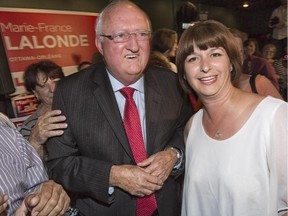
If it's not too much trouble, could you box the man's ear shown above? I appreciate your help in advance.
[95,38,103,55]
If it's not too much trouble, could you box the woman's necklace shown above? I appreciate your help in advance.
[210,122,223,139]
[215,129,222,139]
[202,89,253,140]
[204,106,245,140]
[203,112,225,139]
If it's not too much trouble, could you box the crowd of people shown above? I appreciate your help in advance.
[0,0,286,216]
[241,0,287,100]
[150,28,178,73]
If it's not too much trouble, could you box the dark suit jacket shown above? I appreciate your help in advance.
[47,61,192,216]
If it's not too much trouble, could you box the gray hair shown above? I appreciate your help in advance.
[95,0,151,40]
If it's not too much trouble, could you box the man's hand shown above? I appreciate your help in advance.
[110,165,163,197]
[137,149,177,182]
[0,194,8,214]
[28,110,67,158]
[15,180,70,216]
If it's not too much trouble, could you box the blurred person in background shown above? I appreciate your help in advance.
[243,38,261,57]
[149,50,173,71]
[20,60,67,161]
[261,43,287,100]
[151,28,178,73]
[242,38,280,91]
[230,29,283,100]
[268,0,287,59]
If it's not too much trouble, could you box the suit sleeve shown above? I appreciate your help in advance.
[46,82,114,205]
[166,93,193,176]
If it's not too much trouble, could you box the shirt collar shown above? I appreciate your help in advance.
[106,69,144,93]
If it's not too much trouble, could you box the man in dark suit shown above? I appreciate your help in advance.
[47,1,192,215]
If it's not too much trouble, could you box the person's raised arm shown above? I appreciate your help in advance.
[15,180,70,216]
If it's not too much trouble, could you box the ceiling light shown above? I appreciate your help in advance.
[243,1,249,7]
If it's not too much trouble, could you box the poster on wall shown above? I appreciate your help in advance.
[0,8,98,124]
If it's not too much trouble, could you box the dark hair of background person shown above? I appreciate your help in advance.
[78,61,92,71]
[176,20,242,94]
[176,0,198,35]
[24,60,64,93]
[151,28,178,55]
[229,28,247,44]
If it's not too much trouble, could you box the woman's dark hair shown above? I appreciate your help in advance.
[24,60,64,93]
[176,20,242,94]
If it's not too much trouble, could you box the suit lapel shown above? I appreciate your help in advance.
[91,63,134,161]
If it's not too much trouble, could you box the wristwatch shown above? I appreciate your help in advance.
[169,147,182,168]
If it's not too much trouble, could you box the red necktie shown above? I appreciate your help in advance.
[120,87,157,216]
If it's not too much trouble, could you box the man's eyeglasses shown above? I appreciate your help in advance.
[100,30,151,43]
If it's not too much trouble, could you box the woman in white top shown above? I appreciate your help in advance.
[176,20,287,216]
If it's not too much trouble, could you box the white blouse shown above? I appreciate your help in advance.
[182,97,288,216]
